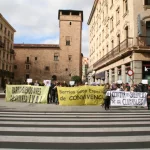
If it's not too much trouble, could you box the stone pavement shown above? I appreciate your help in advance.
[0,98,149,112]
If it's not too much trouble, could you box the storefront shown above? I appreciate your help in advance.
[142,61,150,84]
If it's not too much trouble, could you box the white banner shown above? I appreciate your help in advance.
[110,91,147,107]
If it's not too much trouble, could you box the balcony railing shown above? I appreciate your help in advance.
[93,38,133,70]
[137,36,150,47]
[0,41,5,48]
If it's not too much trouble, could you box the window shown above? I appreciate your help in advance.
[26,65,29,70]
[54,53,59,61]
[0,23,2,30]
[106,24,109,37]
[27,57,29,62]
[3,52,5,58]
[145,0,150,5]
[26,74,30,79]
[45,66,49,71]
[35,57,37,60]
[116,7,120,24]
[8,31,10,37]
[117,34,120,51]
[14,65,17,69]
[106,45,109,54]
[66,40,70,45]
[9,66,11,72]
[69,22,72,25]
[125,26,129,39]
[4,27,7,34]
[111,40,114,49]
[6,65,8,70]
[110,16,114,31]
[123,0,128,14]
[2,63,4,70]
[66,36,71,46]
[11,34,13,40]
[68,55,72,61]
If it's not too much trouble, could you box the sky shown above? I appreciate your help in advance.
[0,0,94,57]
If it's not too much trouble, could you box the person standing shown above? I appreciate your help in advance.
[104,83,111,110]
[147,85,150,110]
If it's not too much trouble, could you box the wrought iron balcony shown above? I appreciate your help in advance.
[93,38,133,70]
[0,41,5,48]
[137,36,150,47]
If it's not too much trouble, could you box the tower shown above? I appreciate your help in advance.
[58,10,83,82]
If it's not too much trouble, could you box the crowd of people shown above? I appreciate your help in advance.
[3,79,150,110]
[103,81,150,110]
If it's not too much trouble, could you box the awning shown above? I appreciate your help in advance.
[95,71,105,79]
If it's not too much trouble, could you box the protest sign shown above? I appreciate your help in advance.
[110,91,147,106]
[6,85,49,104]
[27,78,32,83]
[57,86,104,106]
[69,81,75,86]
[43,80,51,86]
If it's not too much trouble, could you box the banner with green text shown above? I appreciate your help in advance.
[57,86,104,106]
[5,85,49,104]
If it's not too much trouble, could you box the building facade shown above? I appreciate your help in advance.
[0,13,16,89]
[14,10,83,84]
[87,0,150,85]
[82,57,89,82]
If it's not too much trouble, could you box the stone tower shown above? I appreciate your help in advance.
[58,10,83,82]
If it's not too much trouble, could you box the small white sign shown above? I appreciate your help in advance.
[142,79,148,85]
[69,81,75,86]
[27,78,32,83]
[43,80,51,86]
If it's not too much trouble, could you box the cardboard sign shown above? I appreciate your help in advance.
[69,81,75,86]
[43,80,51,86]
[27,78,32,83]
[142,80,148,84]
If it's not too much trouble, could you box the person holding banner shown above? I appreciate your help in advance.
[104,83,111,110]
[147,85,150,110]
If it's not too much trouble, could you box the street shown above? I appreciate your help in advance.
[0,99,150,149]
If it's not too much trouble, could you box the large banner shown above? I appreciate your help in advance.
[57,86,104,106]
[6,85,49,104]
[110,91,147,106]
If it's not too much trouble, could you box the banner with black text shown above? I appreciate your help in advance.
[110,91,147,106]
[5,85,49,104]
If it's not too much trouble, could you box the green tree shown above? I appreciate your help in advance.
[71,75,82,84]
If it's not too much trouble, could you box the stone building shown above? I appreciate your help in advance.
[0,13,16,89]
[87,0,150,85]
[14,10,83,84]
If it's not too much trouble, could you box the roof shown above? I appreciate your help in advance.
[58,9,83,22]
[0,13,16,32]
[87,0,98,25]
[14,44,60,49]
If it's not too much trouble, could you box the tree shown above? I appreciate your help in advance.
[71,75,81,84]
